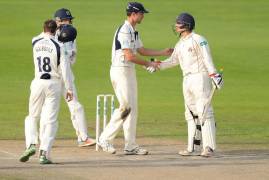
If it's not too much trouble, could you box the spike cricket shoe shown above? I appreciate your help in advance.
[39,150,52,164]
[78,138,96,147]
[124,147,148,155]
[98,140,116,154]
[178,149,200,156]
[200,146,214,157]
[19,144,36,162]
[39,155,53,164]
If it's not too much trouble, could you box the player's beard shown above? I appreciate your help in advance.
[137,16,144,24]
[137,19,142,24]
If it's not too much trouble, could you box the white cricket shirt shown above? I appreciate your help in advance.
[32,33,73,90]
[111,20,143,68]
[160,32,216,76]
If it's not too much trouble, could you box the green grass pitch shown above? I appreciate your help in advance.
[0,0,268,145]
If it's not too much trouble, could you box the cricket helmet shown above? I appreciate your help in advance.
[176,13,195,30]
[54,8,74,21]
[58,24,77,43]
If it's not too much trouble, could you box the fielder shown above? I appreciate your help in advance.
[19,20,74,164]
[98,2,173,155]
[155,13,223,157]
[52,8,96,147]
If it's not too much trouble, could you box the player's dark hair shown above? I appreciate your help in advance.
[127,11,132,16]
[43,19,57,34]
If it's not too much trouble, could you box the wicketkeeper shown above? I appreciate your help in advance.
[52,8,96,147]
[152,13,223,157]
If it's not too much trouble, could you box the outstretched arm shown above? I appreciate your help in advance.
[159,47,180,70]
[137,47,173,56]
[123,49,160,68]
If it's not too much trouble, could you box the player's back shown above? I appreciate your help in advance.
[32,34,62,80]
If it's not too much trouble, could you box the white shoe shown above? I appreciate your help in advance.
[201,146,214,157]
[99,141,116,154]
[124,147,148,155]
[178,150,200,156]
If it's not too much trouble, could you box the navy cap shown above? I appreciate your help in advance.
[126,2,149,13]
[176,13,195,30]
[54,8,74,21]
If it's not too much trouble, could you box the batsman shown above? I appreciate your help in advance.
[155,13,224,157]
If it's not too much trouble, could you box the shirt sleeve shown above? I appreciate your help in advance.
[160,45,180,70]
[60,44,73,91]
[118,28,132,49]
[196,36,216,75]
[60,41,77,65]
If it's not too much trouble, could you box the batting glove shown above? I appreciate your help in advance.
[209,73,224,89]
[146,66,157,73]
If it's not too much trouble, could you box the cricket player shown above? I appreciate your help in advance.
[98,2,173,155]
[156,13,223,157]
[52,8,96,147]
[19,20,74,164]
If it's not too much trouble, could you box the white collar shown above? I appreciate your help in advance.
[43,32,55,39]
[181,32,194,41]
[125,20,135,32]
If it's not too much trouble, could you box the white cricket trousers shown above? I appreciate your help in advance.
[62,82,88,142]
[183,72,216,151]
[100,66,138,151]
[25,79,61,157]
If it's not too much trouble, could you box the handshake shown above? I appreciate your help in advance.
[146,58,161,73]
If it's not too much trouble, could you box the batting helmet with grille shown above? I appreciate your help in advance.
[58,24,77,43]
[176,13,195,31]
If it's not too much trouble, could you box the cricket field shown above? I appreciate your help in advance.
[0,0,268,179]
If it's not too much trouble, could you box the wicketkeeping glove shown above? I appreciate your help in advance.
[209,73,224,89]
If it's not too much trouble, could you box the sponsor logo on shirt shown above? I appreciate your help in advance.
[200,41,208,46]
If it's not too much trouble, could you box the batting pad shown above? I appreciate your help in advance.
[201,118,216,150]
